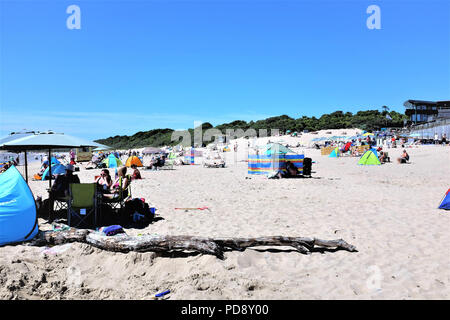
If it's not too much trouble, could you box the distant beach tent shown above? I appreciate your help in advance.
[329,147,340,158]
[264,143,293,155]
[42,163,67,180]
[358,148,381,165]
[438,189,450,210]
[125,155,143,167]
[0,166,38,246]
[102,154,123,168]
[248,143,304,175]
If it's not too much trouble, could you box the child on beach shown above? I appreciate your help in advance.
[131,164,142,180]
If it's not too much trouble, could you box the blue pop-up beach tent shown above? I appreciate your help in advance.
[438,189,450,210]
[42,163,67,180]
[329,147,340,158]
[0,166,38,246]
[43,156,60,165]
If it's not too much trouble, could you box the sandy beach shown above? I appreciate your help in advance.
[0,143,449,300]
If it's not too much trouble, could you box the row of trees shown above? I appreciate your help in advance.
[95,109,408,148]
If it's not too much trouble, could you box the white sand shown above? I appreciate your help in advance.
[0,143,449,300]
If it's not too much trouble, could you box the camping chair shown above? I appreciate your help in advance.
[67,183,99,228]
[54,195,69,212]
[161,154,175,170]
[104,176,132,211]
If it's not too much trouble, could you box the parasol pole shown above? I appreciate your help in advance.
[48,148,52,189]
[24,150,28,183]
[48,148,53,222]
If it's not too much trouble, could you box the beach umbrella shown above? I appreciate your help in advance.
[142,147,164,154]
[264,143,294,155]
[0,131,102,186]
[0,131,101,220]
[363,132,374,136]
[92,143,112,151]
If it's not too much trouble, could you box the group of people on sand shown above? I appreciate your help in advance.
[376,147,410,164]
[0,156,20,174]
[48,165,136,203]
[94,166,132,200]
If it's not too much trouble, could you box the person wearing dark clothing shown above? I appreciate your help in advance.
[50,164,80,198]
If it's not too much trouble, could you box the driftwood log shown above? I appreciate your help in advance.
[32,227,357,259]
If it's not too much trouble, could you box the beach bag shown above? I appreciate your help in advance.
[303,157,312,176]
[122,198,154,224]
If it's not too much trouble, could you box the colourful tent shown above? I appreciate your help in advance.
[42,163,67,180]
[248,154,304,175]
[358,148,381,165]
[125,156,143,167]
[329,147,340,158]
[438,189,450,210]
[0,166,39,246]
[102,154,123,168]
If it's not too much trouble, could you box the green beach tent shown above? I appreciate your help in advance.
[358,148,381,165]
[102,154,123,168]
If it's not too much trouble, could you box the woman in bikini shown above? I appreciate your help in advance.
[103,166,130,199]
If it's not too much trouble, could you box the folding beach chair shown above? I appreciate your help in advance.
[67,183,99,228]
[104,176,132,211]
[54,195,69,212]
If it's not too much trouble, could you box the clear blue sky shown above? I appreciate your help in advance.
[1,0,449,140]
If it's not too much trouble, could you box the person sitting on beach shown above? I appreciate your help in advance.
[96,169,113,192]
[378,150,387,163]
[272,161,299,179]
[130,164,142,180]
[397,149,410,164]
[37,162,48,177]
[285,161,299,177]
[103,166,131,200]
[50,164,80,199]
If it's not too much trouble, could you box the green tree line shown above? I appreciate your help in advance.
[95,109,407,149]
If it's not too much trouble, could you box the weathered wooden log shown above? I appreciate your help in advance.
[32,227,357,259]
